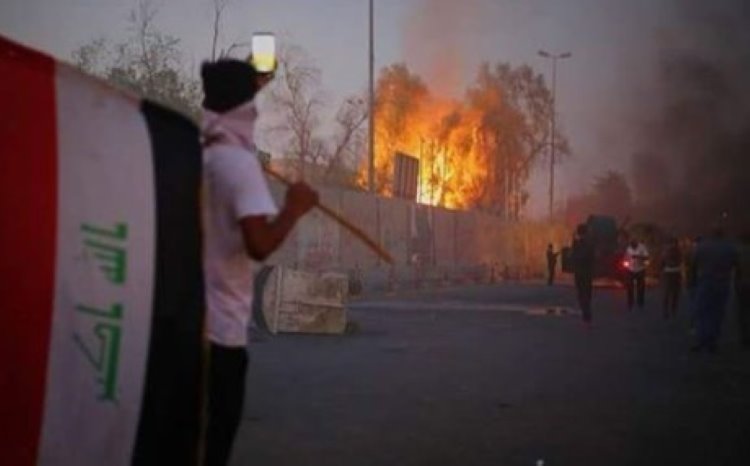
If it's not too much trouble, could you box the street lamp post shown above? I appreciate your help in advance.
[538,50,571,219]
[368,0,375,193]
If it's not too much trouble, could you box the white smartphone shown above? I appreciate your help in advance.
[251,32,276,73]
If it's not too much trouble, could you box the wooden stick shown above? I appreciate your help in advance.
[263,166,394,265]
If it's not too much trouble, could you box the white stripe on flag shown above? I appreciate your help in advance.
[39,64,156,466]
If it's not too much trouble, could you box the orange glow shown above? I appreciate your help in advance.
[362,94,491,210]
[358,63,541,217]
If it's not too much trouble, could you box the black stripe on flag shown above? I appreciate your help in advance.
[132,101,205,466]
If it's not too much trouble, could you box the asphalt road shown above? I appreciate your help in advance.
[231,282,750,466]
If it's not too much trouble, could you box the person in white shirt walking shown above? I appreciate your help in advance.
[200,58,319,466]
[624,238,650,310]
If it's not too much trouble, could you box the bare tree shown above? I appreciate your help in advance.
[265,44,325,178]
[71,38,110,75]
[210,0,229,60]
[72,0,201,117]
[207,0,251,60]
[324,96,368,185]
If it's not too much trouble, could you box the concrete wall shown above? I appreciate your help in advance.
[264,182,570,292]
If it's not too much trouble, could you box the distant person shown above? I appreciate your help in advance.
[571,224,596,324]
[691,226,738,353]
[735,232,750,349]
[661,237,683,319]
[546,243,559,286]
[686,236,703,334]
[624,238,650,310]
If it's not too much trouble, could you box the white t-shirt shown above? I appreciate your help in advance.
[203,144,278,347]
[625,243,649,273]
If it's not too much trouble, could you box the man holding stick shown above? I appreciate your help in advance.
[200,57,318,466]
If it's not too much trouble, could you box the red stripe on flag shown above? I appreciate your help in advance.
[0,35,57,465]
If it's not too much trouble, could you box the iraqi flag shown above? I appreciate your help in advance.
[0,36,205,465]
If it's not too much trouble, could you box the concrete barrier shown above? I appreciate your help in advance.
[258,266,348,334]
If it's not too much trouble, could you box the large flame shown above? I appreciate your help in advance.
[397,104,488,209]
[360,63,548,217]
[363,68,490,209]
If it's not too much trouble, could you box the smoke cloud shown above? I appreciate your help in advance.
[401,0,483,97]
[633,0,750,234]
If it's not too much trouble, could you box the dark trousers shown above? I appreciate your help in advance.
[737,285,750,347]
[626,270,646,309]
[205,343,249,466]
[547,264,556,286]
[575,272,593,322]
[662,272,681,317]
[695,281,731,350]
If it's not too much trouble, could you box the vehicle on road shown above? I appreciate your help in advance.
[561,215,629,282]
